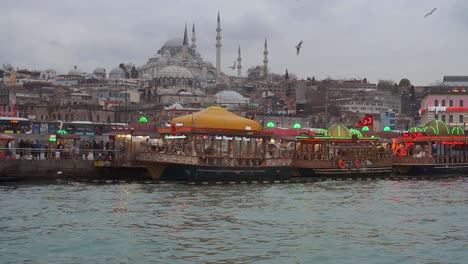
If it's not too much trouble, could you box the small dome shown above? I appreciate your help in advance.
[328,123,351,138]
[424,120,450,136]
[215,91,249,105]
[349,128,363,138]
[161,38,183,48]
[68,66,83,75]
[158,88,174,95]
[142,73,152,80]
[452,127,465,136]
[164,103,183,110]
[156,65,194,79]
[110,67,125,74]
[93,67,106,74]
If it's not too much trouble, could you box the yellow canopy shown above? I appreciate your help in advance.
[171,106,261,131]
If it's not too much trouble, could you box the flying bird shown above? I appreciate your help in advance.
[424,8,437,17]
[229,60,236,70]
[296,41,303,55]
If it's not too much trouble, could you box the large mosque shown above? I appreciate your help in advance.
[137,13,247,84]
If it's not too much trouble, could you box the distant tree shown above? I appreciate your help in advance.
[130,66,138,78]
[246,65,262,80]
[363,78,367,83]
[288,73,297,80]
[2,64,13,71]
[269,72,283,81]
[377,79,395,91]
[285,69,289,80]
[393,83,399,94]
[398,78,411,87]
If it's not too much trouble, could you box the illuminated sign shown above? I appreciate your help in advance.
[427,106,446,112]
[164,135,187,139]
[165,122,184,127]
[10,120,19,124]
[441,140,463,145]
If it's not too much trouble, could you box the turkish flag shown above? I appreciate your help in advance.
[358,115,373,126]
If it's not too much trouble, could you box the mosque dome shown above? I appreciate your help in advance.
[156,65,194,79]
[158,88,174,95]
[215,91,249,105]
[93,67,106,74]
[68,66,83,76]
[110,67,125,75]
[161,38,183,49]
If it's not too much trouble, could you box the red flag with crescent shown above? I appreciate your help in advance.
[358,115,373,127]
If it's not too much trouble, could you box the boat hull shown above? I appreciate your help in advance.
[294,159,393,178]
[160,164,292,182]
[393,163,468,176]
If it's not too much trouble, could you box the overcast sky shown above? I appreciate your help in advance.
[1,0,467,85]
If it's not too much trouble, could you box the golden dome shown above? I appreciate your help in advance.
[171,106,261,131]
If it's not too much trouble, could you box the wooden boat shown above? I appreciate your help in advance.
[393,120,468,176]
[137,106,293,182]
[293,124,393,178]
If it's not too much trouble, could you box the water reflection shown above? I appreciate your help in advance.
[0,179,467,263]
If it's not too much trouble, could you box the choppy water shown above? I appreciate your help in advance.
[1,179,468,264]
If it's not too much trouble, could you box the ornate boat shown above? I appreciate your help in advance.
[293,124,393,178]
[392,120,468,176]
[137,106,293,182]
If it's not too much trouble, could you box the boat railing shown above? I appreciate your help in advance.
[293,150,393,162]
[394,154,468,164]
[138,146,293,167]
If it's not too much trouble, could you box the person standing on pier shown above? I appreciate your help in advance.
[5,140,12,158]
[18,139,25,159]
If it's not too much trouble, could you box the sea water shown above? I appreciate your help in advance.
[1,179,467,263]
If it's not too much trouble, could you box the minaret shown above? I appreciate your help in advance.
[191,23,196,53]
[237,46,242,77]
[216,12,222,79]
[183,24,189,62]
[263,38,269,80]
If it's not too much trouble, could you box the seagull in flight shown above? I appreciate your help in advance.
[229,60,236,70]
[424,8,437,17]
[296,40,303,55]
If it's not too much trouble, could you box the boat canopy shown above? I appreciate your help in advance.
[169,106,261,132]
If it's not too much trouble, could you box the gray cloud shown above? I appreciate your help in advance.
[1,0,467,85]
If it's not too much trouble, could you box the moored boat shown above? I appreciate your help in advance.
[392,120,468,176]
[137,106,293,182]
[293,124,393,178]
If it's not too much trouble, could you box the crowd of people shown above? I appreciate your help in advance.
[4,139,116,161]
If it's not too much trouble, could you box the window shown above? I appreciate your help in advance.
[449,100,453,107]
[460,115,464,123]
[442,100,446,106]
[441,115,446,122]
[434,100,439,106]
[449,115,453,123]
[460,100,464,107]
